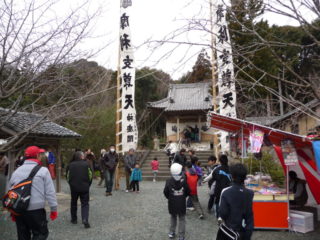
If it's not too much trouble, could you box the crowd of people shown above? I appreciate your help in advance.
[163,148,255,240]
[3,144,262,240]
[3,144,146,239]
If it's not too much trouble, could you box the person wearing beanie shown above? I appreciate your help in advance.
[163,163,190,240]
[9,145,58,239]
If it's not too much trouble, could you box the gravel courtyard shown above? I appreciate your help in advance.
[1,179,319,240]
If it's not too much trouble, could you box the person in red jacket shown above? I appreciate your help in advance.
[150,157,159,182]
[185,161,204,219]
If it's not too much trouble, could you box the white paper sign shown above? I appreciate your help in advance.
[213,1,237,152]
[120,3,138,152]
[281,139,298,166]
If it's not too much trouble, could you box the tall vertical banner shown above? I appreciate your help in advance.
[213,1,237,152]
[312,140,320,174]
[120,0,138,152]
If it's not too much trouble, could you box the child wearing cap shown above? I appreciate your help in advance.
[163,163,190,240]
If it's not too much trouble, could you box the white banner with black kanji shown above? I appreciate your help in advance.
[213,1,237,152]
[120,0,138,152]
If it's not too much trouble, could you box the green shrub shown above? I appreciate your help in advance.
[242,152,285,187]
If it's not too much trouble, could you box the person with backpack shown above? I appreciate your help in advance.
[210,154,231,218]
[8,146,58,240]
[164,163,190,240]
[216,163,254,240]
[102,145,119,196]
[66,151,93,228]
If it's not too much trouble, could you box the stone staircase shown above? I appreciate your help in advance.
[141,150,215,181]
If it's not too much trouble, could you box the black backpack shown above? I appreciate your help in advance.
[2,165,41,215]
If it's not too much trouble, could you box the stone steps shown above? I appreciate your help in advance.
[142,150,215,181]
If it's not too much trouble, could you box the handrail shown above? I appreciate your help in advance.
[138,150,151,168]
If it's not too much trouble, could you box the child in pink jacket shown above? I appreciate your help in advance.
[151,157,159,182]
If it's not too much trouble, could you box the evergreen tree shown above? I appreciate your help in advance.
[187,49,212,83]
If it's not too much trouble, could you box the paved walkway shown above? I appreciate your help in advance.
[1,179,319,240]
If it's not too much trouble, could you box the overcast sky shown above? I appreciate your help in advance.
[62,0,315,80]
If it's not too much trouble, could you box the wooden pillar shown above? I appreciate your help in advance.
[56,142,61,193]
[198,115,202,142]
[177,116,180,142]
[7,150,16,192]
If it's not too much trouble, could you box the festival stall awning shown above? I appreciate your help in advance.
[209,112,312,148]
[209,112,320,204]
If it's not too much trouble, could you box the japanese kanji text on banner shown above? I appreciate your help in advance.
[213,1,237,152]
[120,0,138,152]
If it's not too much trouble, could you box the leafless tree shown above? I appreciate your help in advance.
[142,0,320,122]
[0,0,113,151]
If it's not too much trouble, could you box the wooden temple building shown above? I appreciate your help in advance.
[148,82,216,150]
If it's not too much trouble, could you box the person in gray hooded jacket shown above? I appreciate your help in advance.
[124,148,137,192]
[9,146,58,240]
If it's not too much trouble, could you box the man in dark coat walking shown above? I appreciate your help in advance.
[217,163,254,240]
[66,151,93,228]
[102,145,119,196]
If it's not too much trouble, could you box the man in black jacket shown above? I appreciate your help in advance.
[173,149,187,168]
[164,163,190,240]
[102,145,119,196]
[66,151,93,228]
[211,154,231,217]
[217,163,254,240]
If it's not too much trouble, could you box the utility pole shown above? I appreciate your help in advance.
[210,0,220,157]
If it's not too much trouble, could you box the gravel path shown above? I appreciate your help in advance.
[1,179,319,240]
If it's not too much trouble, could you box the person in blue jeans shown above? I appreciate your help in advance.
[130,163,142,192]
[102,145,119,196]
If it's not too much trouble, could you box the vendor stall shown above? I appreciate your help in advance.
[208,112,320,230]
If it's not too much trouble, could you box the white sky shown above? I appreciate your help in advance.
[57,0,316,80]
